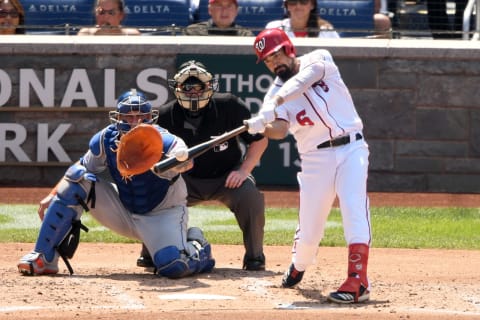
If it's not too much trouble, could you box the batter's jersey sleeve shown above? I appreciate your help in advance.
[268,50,364,154]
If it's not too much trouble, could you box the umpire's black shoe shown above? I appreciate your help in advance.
[136,255,155,268]
[282,263,304,288]
[243,253,266,271]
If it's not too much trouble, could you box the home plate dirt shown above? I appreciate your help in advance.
[1,189,480,319]
[1,243,479,320]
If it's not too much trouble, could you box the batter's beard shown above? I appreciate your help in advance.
[275,65,295,82]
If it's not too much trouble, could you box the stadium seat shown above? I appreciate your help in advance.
[317,0,375,37]
[122,0,192,32]
[195,0,285,35]
[21,0,94,34]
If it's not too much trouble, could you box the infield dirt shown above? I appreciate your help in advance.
[1,189,479,320]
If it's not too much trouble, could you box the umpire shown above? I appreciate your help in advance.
[137,60,268,270]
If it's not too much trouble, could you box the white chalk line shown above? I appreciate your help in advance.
[159,293,235,300]
[0,306,44,312]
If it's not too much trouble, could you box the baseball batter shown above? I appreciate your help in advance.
[246,29,372,304]
[17,89,215,279]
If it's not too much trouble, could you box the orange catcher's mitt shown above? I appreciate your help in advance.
[116,124,163,179]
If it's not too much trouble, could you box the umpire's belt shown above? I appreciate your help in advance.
[317,133,363,149]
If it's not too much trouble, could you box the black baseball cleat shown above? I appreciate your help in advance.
[282,263,304,288]
[327,284,370,304]
[136,255,155,268]
[243,254,266,271]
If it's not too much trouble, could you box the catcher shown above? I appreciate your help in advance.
[17,89,215,278]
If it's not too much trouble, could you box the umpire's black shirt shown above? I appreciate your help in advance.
[157,93,264,179]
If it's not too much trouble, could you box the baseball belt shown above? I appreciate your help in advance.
[317,133,363,149]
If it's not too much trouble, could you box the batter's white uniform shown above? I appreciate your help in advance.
[265,49,372,271]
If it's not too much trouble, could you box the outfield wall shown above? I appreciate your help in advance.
[1,36,480,193]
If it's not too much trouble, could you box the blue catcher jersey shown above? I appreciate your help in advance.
[90,124,178,214]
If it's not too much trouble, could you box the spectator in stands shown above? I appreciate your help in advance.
[0,0,24,35]
[426,0,468,39]
[265,0,391,39]
[77,0,140,36]
[265,0,340,39]
[184,0,254,36]
[373,0,392,38]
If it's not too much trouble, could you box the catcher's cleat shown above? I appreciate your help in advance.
[136,255,155,268]
[281,263,304,288]
[243,254,266,271]
[17,252,59,276]
[327,284,370,304]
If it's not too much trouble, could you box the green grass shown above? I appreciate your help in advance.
[0,204,479,249]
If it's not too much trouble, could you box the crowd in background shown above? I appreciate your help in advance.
[0,0,24,34]
[0,0,477,39]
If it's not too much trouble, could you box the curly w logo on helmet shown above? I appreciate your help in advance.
[255,37,266,52]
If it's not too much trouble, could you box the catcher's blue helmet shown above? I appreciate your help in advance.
[109,89,159,132]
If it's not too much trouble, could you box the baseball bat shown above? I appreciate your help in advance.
[152,124,248,174]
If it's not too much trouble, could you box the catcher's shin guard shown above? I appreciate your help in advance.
[154,246,191,278]
[186,227,215,273]
[35,200,79,263]
[328,243,370,304]
[188,241,215,274]
[154,242,215,278]
[35,164,94,268]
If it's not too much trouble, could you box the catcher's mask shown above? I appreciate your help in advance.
[109,89,159,133]
[254,28,296,63]
[168,60,218,112]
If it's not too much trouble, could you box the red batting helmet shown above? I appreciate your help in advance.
[253,28,296,63]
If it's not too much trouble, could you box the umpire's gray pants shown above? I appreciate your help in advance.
[183,172,265,259]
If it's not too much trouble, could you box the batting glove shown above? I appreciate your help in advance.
[259,101,277,123]
[173,147,189,162]
[244,115,267,134]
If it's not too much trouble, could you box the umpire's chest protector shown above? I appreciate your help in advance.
[101,126,172,214]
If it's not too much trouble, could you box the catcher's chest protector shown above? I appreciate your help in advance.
[102,126,171,214]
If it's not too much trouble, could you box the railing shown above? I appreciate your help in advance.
[463,0,480,40]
